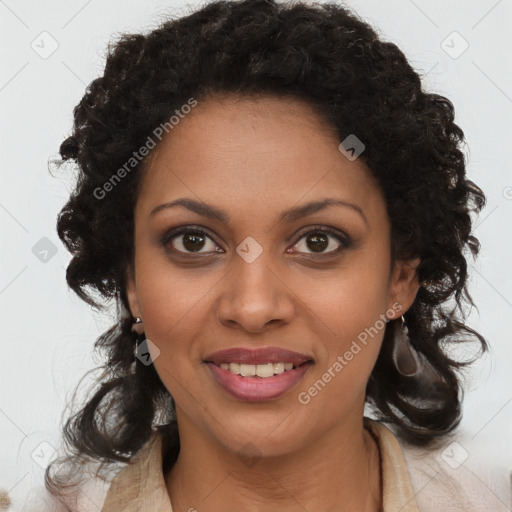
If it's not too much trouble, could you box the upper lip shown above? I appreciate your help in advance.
[203,346,314,366]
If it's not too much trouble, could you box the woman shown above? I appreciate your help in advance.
[44,0,498,510]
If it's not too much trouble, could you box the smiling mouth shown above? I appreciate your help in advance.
[207,361,312,379]
[204,358,314,402]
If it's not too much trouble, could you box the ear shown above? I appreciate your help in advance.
[125,263,142,319]
[387,257,421,319]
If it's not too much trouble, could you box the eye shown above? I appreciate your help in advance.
[289,226,350,257]
[161,226,223,255]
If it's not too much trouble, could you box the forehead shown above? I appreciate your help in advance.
[136,94,385,224]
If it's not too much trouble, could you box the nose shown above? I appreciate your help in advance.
[215,255,296,334]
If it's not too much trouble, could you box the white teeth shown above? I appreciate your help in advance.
[274,362,285,375]
[256,363,274,378]
[218,362,297,378]
[240,364,256,377]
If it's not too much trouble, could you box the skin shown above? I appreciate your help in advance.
[126,94,420,512]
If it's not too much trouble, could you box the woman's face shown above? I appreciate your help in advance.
[126,94,419,458]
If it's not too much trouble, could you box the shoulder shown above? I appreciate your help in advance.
[101,430,167,511]
[26,433,161,512]
[386,423,511,512]
[21,462,121,512]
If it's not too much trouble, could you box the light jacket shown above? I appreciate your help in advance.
[30,420,511,511]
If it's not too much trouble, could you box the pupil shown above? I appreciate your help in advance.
[307,233,328,252]
[183,233,205,252]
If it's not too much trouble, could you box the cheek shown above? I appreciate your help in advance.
[134,259,218,384]
[298,245,390,341]
[296,291,388,416]
[137,273,210,409]
[295,245,391,392]
[137,257,211,336]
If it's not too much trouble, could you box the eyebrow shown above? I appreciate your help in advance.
[150,197,368,225]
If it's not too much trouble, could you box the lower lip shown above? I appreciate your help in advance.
[205,362,313,402]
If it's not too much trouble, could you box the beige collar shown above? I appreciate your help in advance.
[365,420,419,511]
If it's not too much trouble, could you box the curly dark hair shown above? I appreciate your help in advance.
[45,0,487,503]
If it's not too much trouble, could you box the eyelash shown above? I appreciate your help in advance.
[160,224,351,259]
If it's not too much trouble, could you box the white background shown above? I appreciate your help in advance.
[1,0,511,510]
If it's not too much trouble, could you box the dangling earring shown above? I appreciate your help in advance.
[392,316,421,377]
[132,317,144,359]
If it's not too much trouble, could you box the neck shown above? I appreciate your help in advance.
[165,410,382,512]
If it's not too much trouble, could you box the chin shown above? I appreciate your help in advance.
[211,415,309,459]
